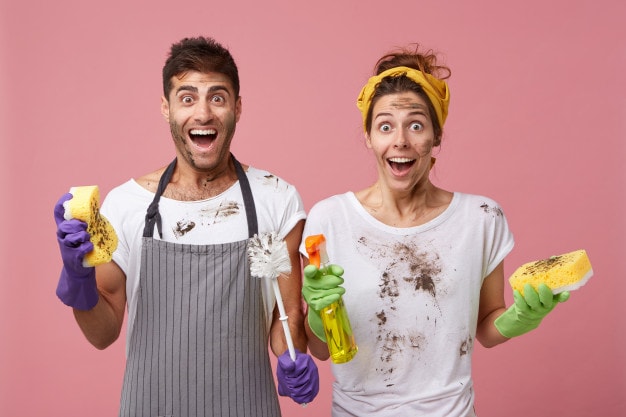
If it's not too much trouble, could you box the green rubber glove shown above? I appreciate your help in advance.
[495,283,570,338]
[302,264,345,342]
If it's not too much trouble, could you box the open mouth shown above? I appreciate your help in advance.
[387,157,416,174]
[189,129,217,147]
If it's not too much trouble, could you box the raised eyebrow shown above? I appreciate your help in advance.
[408,110,428,118]
[373,112,393,120]
[405,103,429,117]
[175,85,198,95]
[175,85,231,95]
[207,85,230,94]
[373,112,425,124]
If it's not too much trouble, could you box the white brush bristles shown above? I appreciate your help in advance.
[248,232,292,279]
[248,232,297,362]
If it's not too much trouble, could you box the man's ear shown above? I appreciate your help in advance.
[160,96,170,122]
[235,96,242,123]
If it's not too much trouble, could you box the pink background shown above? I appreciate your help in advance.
[1,0,625,415]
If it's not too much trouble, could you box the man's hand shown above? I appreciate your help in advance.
[276,349,319,404]
[54,193,99,310]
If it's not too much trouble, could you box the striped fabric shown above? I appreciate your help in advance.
[119,238,280,417]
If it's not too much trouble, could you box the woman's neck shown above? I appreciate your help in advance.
[355,181,452,227]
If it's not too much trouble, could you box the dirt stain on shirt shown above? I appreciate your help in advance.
[200,200,240,225]
[261,174,291,191]
[173,219,196,238]
[459,335,473,356]
[480,202,503,217]
[360,238,442,302]
[357,235,444,378]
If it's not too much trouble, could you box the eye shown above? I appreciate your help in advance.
[410,122,424,131]
[181,95,194,104]
[211,95,225,104]
[379,123,392,133]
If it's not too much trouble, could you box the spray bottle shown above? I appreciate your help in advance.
[305,234,358,364]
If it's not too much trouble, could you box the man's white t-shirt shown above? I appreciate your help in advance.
[101,166,306,353]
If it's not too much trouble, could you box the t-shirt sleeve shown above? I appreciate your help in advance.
[484,201,515,277]
[247,167,306,241]
[299,197,336,259]
[99,181,146,275]
[277,184,306,240]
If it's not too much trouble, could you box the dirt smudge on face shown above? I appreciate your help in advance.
[389,96,425,111]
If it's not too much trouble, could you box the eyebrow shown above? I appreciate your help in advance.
[175,85,231,95]
[374,108,428,120]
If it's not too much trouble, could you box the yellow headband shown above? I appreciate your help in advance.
[356,66,450,132]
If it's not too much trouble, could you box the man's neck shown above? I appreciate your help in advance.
[163,157,239,201]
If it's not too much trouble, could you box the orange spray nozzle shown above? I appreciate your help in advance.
[304,234,328,268]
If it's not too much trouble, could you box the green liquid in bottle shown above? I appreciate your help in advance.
[321,297,358,364]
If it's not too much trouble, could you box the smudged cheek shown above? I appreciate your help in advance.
[396,139,433,160]
[417,141,433,155]
[221,112,237,140]
[169,120,187,145]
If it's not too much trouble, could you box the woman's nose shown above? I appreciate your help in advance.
[393,130,409,148]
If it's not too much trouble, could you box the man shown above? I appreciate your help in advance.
[54,36,318,417]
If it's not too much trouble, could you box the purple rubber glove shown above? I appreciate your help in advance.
[276,349,319,404]
[54,193,99,310]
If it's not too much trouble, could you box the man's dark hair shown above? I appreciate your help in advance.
[162,37,240,99]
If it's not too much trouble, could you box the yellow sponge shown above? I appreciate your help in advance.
[509,249,593,295]
[63,186,118,267]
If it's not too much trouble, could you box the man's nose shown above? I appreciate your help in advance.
[194,101,213,122]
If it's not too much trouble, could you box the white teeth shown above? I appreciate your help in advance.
[190,129,216,135]
[388,157,415,163]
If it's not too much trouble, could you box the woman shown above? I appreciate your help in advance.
[300,45,568,416]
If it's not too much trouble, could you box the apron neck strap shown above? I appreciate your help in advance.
[143,158,176,238]
[234,156,258,238]
[142,155,258,239]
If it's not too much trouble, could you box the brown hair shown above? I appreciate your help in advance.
[162,37,240,100]
[366,44,451,144]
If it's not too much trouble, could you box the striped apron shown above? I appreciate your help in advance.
[119,155,281,417]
